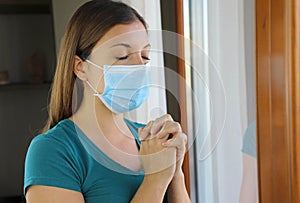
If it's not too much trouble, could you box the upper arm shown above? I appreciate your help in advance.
[239,154,258,203]
[24,137,83,196]
[26,185,84,203]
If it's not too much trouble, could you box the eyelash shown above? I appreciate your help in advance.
[116,56,151,61]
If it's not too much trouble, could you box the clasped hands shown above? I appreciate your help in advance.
[138,114,187,182]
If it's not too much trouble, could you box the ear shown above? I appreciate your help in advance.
[73,55,88,81]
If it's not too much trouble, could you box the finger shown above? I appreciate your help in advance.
[162,133,187,156]
[139,121,153,141]
[157,121,182,139]
[162,133,187,148]
[138,127,143,135]
[150,114,174,135]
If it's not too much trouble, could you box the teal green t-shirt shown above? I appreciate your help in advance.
[24,118,146,202]
[241,121,257,158]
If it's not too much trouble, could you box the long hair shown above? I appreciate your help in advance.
[42,0,147,133]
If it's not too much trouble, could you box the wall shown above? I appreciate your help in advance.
[0,14,55,83]
[0,0,55,197]
[0,0,88,197]
[0,85,50,196]
[0,0,50,4]
[52,0,89,55]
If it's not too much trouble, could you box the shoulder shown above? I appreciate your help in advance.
[26,119,85,165]
[36,119,78,141]
[24,119,85,194]
[26,120,79,158]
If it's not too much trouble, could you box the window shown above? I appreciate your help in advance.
[183,0,257,202]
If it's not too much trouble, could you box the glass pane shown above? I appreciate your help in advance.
[184,0,258,202]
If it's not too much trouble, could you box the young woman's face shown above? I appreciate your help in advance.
[85,21,150,94]
[88,20,150,66]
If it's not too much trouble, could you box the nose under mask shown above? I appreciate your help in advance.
[85,60,151,114]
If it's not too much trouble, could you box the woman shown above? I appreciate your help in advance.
[24,1,190,202]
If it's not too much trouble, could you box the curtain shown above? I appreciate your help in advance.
[186,0,255,202]
[121,0,167,123]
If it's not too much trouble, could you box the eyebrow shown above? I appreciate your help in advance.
[110,43,151,49]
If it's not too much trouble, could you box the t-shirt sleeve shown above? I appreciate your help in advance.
[241,121,257,158]
[24,135,82,195]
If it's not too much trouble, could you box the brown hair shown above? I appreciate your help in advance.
[42,0,147,132]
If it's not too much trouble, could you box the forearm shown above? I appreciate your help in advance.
[131,174,170,203]
[167,171,191,203]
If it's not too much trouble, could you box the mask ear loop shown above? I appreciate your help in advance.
[85,59,104,70]
[86,80,99,95]
[85,59,105,95]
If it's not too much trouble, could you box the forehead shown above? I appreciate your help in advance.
[93,21,149,51]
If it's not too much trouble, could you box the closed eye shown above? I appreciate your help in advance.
[116,56,129,60]
[116,56,150,61]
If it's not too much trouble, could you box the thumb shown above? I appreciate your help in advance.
[139,121,153,141]
[138,127,144,135]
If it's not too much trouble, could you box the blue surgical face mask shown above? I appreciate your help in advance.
[85,60,151,114]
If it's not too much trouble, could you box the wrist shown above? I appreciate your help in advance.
[144,173,172,188]
[170,170,185,186]
[141,174,170,199]
[173,170,184,180]
[131,173,171,203]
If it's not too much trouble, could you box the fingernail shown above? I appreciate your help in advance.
[157,129,164,138]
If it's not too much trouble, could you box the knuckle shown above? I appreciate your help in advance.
[164,120,173,129]
[147,120,154,128]
[164,120,172,128]
[174,122,181,130]
[161,121,168,130]
[150,122,159,132]
[165,114,173,121]
[177,133,186,142]
[182,134,188,143]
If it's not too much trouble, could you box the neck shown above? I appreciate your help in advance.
[94,96,125,131]
[70,84,129,138]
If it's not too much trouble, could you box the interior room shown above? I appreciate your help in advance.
[0,0,299,203]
